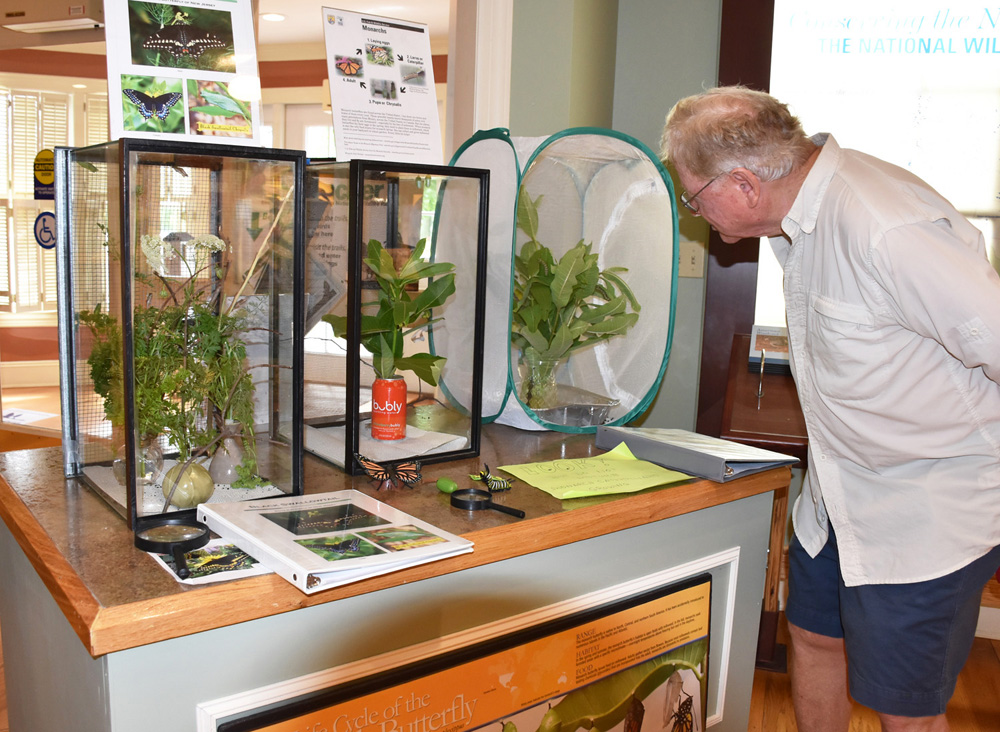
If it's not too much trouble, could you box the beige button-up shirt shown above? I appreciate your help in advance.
[770,134,1000,586]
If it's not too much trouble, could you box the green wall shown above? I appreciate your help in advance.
[509,0,723,430]
[509,0,619,134]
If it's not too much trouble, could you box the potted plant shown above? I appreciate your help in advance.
[80,230,269,507]
[511,188,641,410]
[323,238,456,440]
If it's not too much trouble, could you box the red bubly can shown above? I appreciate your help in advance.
[371,376,406,440]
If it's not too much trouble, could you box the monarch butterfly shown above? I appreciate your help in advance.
[668,689,693,732]
[143,25,227,59]
[368,45,392,64]
[336,57,361,76]
[123,89,182,120]
[354,453,422,490]
[471,465,514,492]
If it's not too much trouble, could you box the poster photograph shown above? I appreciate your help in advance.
[105,0,261,144]
[210,574,712,732]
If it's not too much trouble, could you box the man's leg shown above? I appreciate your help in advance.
[877,712,949,732]
[788,621,852,732]
[841,543,1000,728]
[785,531,852,732]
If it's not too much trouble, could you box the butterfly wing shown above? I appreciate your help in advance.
[150,92,182,120]
[123,90,181,121]
[390,461,422,487]
[144,26,226,59]
[336,58,361,75]
[123,89,155,119]
[354,453,392,484]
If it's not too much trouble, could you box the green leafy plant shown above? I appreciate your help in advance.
[323,238,456,386]
[80,233,265,487]
[512,188,640,361]
[187,79,251,125]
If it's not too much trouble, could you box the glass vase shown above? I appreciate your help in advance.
[518,351,564,410]
[209,422,245,485]
[113,434,164,486]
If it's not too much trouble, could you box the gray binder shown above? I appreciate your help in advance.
[595,426,798,482]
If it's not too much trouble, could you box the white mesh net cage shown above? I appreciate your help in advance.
[446,128,677,433]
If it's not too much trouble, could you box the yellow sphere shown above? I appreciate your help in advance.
[162,462,215,508]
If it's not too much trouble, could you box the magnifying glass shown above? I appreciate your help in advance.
[134,516,211,579]
[450,488,526,518]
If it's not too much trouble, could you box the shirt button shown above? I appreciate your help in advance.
[969,328,980,336]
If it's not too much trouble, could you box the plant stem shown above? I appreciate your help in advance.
[227,185,295,315]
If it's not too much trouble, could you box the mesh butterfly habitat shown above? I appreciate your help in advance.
[55,138,306,531]
[301,159,489,475]
[448,128,678,433]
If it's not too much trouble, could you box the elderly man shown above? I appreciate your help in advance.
[660,86,1000,732]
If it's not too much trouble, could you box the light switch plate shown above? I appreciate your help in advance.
[679,240,705,278]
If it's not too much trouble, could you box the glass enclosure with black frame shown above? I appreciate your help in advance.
[303,159,488,476]
[56,139,305,532]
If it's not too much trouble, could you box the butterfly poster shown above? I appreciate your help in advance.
[104,0,261,145]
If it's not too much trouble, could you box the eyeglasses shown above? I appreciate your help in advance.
[680,171,727,214]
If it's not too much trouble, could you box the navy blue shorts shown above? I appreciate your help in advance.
[786,528,1000,717]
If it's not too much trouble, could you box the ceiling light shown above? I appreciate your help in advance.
[72,83,87,89]
[260,13,285,22]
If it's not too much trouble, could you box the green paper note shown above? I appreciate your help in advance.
[499,442,691,499]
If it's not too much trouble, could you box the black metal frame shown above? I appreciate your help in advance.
[57,138,306,531]
[303,158,489,475]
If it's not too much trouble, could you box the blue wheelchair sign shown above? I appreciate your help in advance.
[34,212,56,250]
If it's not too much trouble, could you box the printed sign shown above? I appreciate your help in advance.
[104,0,262,145]
[33,149,54,200]
[34,212,56,250]
[322,7,443,163]
[213,575,711,732]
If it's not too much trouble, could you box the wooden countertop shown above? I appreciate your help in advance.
[0,424,790,658]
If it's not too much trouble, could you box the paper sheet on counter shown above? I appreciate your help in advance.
[499,443,691,500]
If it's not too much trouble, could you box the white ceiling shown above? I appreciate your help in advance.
[256,1,450,47]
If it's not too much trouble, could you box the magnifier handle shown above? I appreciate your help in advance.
[172,545,191,580]
[490,504,525,519]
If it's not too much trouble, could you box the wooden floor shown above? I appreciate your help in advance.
[748,616,1000,731]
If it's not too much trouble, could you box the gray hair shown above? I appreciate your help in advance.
[660,86,814,182]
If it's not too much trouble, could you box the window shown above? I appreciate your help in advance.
[0,89,69,313]
[757,0,1000,325]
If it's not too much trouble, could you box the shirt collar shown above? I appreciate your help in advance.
[783,132,839,238]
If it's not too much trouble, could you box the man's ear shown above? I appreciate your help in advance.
[730,168,761,208]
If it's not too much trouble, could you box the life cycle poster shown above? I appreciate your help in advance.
[104,0,261,145]
[322,7,443,163]
[213,575,711,732]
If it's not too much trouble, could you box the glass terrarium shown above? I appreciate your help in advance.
[55,139,305,530]
[303,159,488,475]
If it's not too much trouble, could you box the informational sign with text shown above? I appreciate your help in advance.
[322,7,443,163]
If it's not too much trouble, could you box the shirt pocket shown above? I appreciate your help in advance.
[809,294,886,402]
